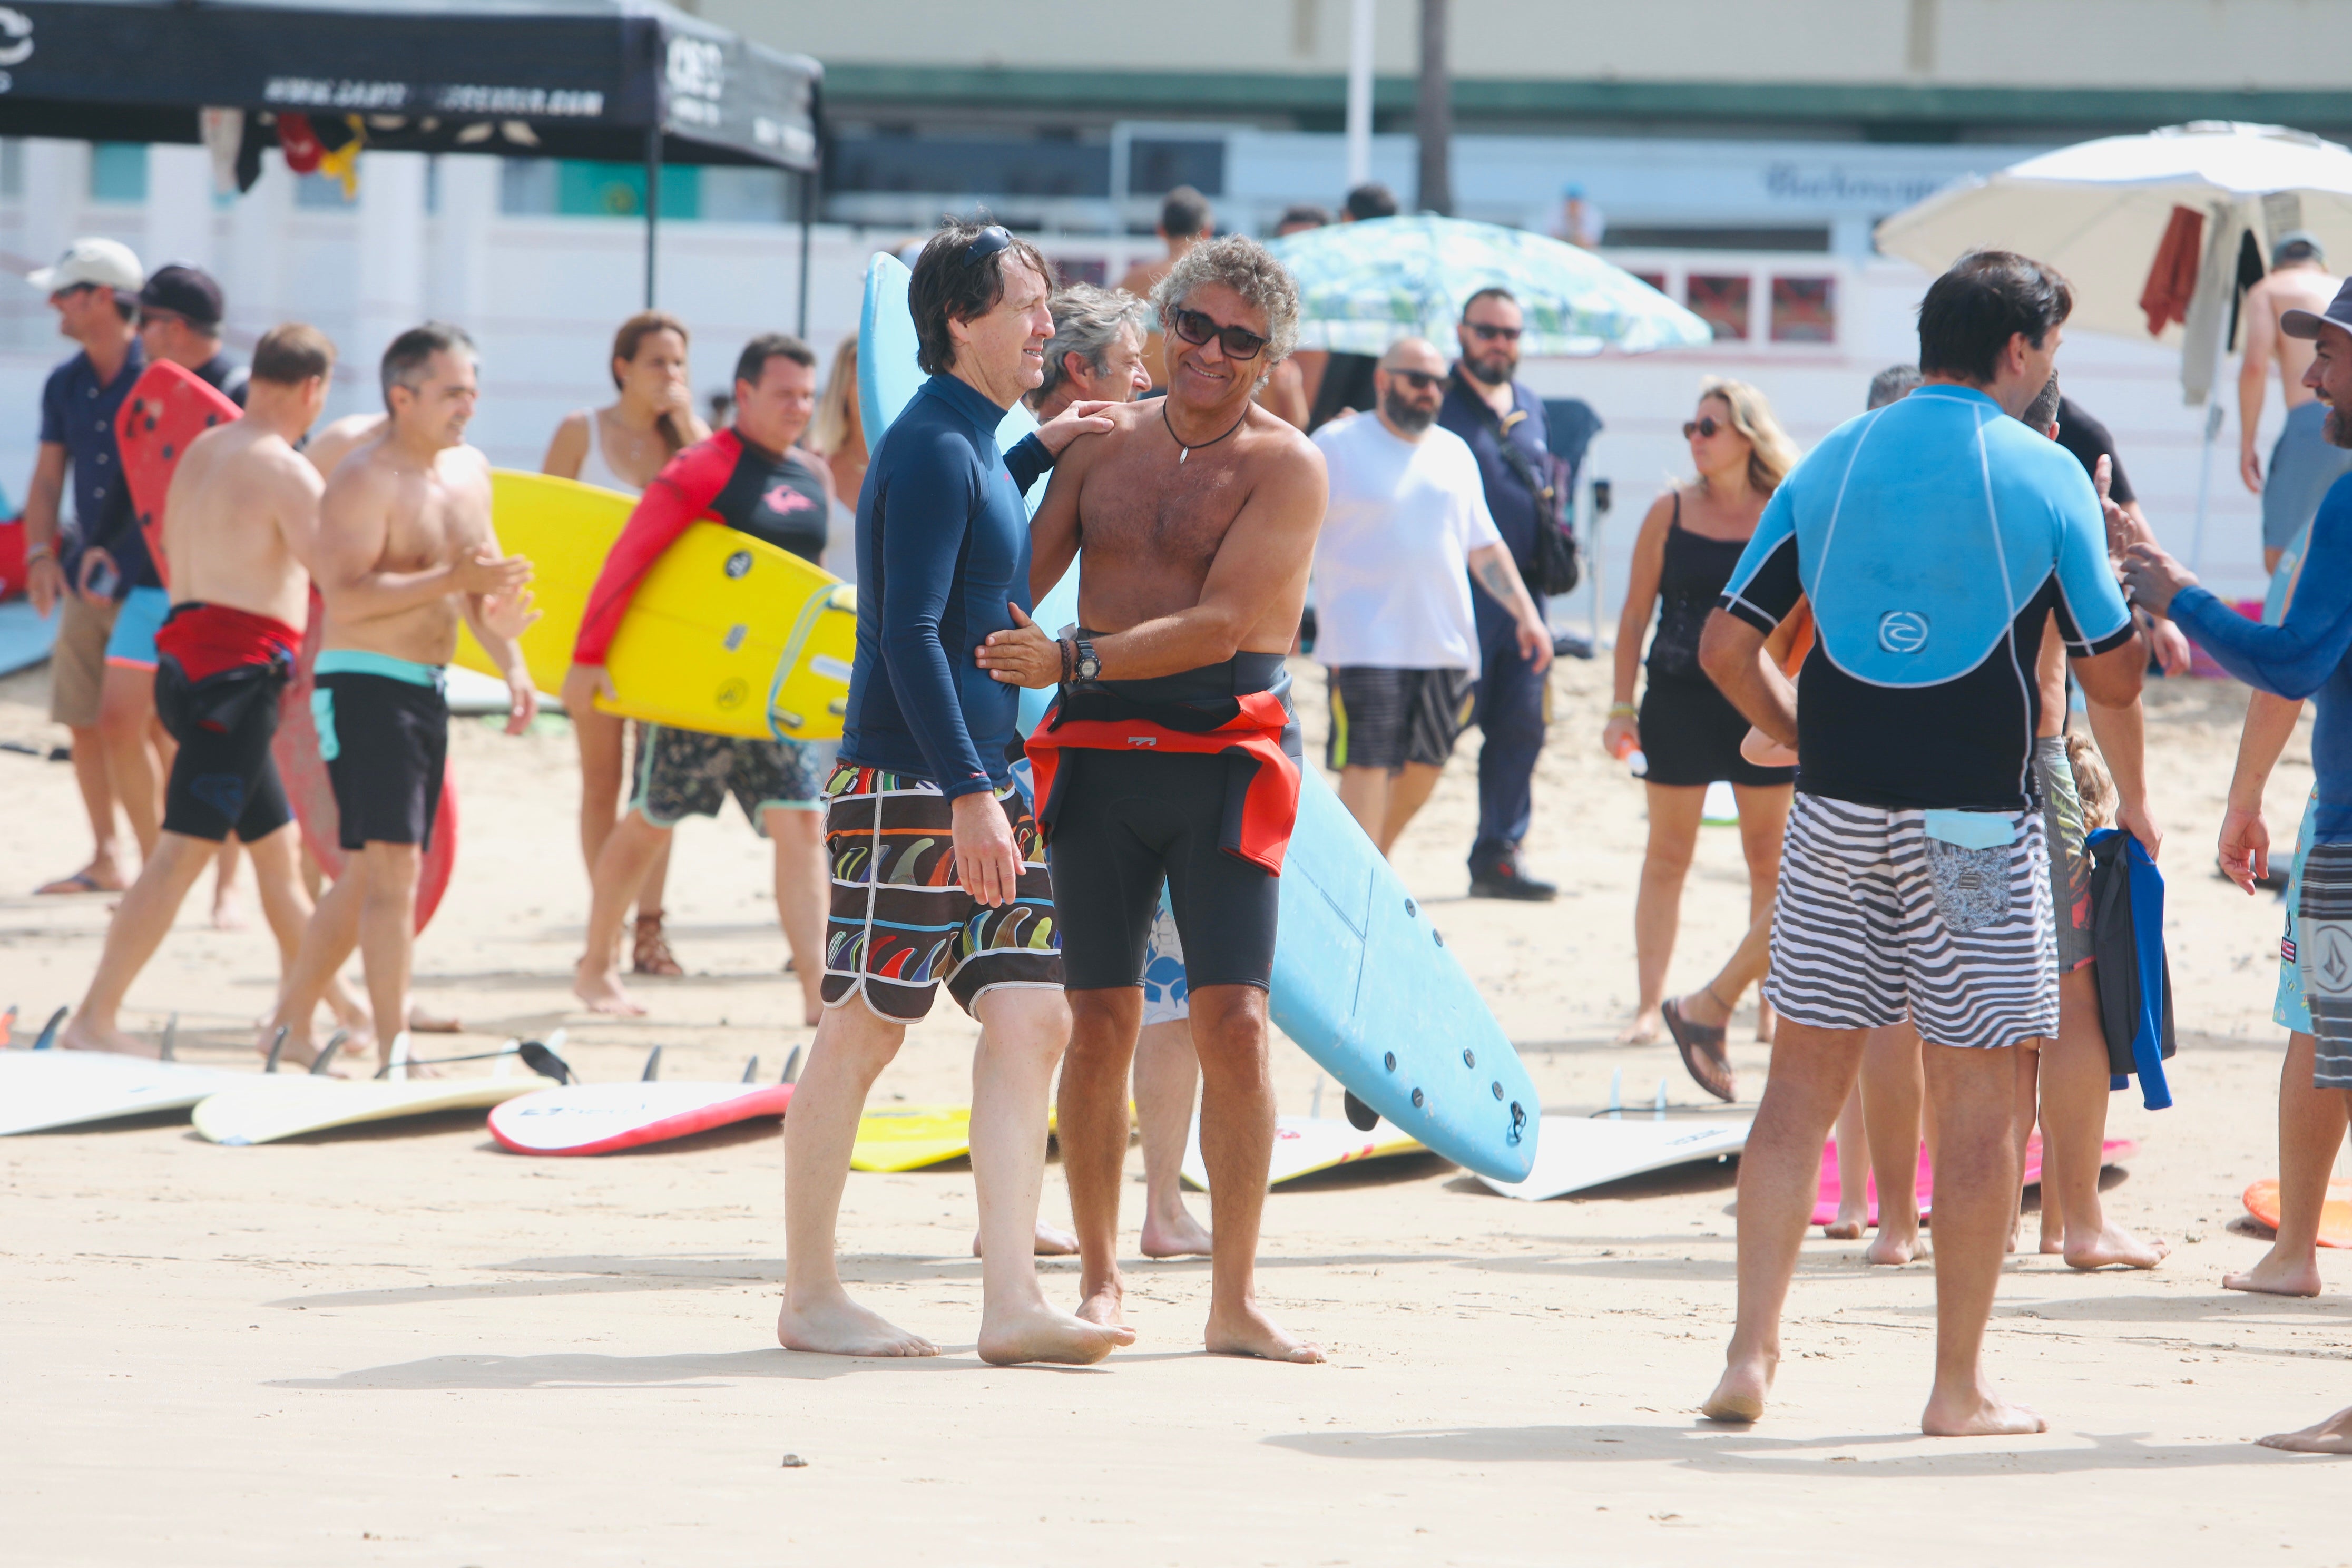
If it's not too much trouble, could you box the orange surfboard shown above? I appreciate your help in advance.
[118,360,242,589]
[2241,1178,2352,1248]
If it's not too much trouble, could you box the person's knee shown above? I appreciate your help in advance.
[1188,987,1268,1066]
[362,844,422,896]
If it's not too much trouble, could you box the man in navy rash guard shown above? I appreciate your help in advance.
[777,220,1128,1367]
[2123,275,2352,1456]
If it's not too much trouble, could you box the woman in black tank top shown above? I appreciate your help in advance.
[1601,383,1801,1075]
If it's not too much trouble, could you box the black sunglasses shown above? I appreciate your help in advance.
[1466,321,1522,342]
[963,224,1012,264]
[1682,416,1723,439]
[1386,368,1445,391]
[1169,306,1268,361]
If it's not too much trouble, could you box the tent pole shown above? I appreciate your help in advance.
[797,169,812,338]
[643,124,660,309]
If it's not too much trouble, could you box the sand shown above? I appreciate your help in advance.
[5,652,2350,1566]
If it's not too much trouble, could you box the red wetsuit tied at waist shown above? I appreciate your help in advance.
[154,601,301,682]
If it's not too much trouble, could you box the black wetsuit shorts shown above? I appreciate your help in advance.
[313,653,449,850]
[154,653,293,843]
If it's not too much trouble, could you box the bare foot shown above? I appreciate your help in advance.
[2257,1405,2352,1453]
[1076,1276,1126,1328]
[406,1006,462,1034]
[1702,1353,1773,1423]
[2223,1248,2322,1298]
[57,1014,156,1057]
[1614,1010,1662,1045]
[1921,1383,2046,1437]
[969,1220,1081,1258]
[210,889,247,930]
[777,1290,938,1357]
[1205,1301,1325,1363]
[1866,1228,1929,1266]
[977,1300,1135,1366]
[1824,1204,1867,1240]
[2039,1228,2065,1256]
[2062,1224,2168,1271]
[572,957,646,1017]
[1141,1205,1214,1258]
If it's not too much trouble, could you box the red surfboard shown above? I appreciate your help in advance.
[272,587,458,933]
[1810,1134,2138,1227]
[119,360,242,589]
[488,1081,793,1156]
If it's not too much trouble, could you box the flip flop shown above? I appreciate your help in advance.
[1663,996,1736,1103]
[34,870,109,896]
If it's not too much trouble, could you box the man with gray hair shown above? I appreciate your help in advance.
[1027,282,1152,415]
[977,234,1331,1362]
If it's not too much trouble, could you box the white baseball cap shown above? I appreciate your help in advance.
[26,237,143,295]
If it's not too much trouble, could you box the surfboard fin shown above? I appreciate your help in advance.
[159,1013,177,1062]
[1654,1079,1668,1121]
[311,1031,346,1076]
[518,1038,575,1084]
[1342,1089,1378,1132]
[264,1025,288,1073]
[33,1006,66,1050]
[385,1032,410,1082]
[1606,1067,1623,1119]
[741,1055,760,1083]
[782,1045,804,1084]
[640,1045,663,1081]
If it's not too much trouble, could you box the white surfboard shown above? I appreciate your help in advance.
[1476,1115,1751,1201]
[488,1080,791,1156]
[0,1051,252,1136]
[192,1038,560,1146]
[1181,1113,1426,1192]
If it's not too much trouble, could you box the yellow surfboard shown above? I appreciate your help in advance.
[454,469,854,742]
[850,1104,976,1172]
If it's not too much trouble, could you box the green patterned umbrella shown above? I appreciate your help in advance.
[1265,214,1711,356]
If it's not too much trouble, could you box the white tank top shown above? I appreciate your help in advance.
[576,409,642,495]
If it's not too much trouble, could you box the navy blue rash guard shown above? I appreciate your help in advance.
[2172,473,2352,844]
[839,373,1054,798]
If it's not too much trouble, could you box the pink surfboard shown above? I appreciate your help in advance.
[119,360,241,590]
[1811,1134,2139,1227]
[488,1081,793,1156]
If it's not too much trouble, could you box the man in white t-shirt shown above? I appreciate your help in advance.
[1311,337,1552,854]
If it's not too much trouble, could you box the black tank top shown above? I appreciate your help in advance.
[1647,492,1751,680]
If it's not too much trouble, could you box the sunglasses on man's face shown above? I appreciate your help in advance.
[1465,321,1522,343]
[1169,306,1268,361]
[1387,368,1445,392]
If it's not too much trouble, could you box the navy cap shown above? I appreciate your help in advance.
[137,263,223,331]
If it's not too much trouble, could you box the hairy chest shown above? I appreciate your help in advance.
[1079,444,1245,570]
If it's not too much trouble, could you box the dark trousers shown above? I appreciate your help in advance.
[1468,597,1548,866]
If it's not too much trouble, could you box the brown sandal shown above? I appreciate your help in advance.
[1663,992,1737,1103]
[632,913,683,977]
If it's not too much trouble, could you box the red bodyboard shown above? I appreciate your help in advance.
[271,587,458,933]
[1811,1135,2139,1227]
[118,360,243,590]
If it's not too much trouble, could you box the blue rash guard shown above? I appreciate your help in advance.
[2172,472,2352,844]
[1720,384,2135,811]
[839,373,1054,799]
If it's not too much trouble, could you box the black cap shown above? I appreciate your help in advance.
[2281,277,2352,344]
[137,263,223,331]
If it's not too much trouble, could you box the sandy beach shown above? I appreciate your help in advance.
[5,649,2349,1566]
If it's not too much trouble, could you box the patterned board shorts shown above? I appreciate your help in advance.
[634,724,836,832]
[1763,792,2057,1050]
[2294,836,2352,1090]
[2277,787,2319,1036]
[820,764,1063,1023]
[2033,735,2095,974]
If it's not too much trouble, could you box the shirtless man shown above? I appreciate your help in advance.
[2240,232,2352,573]
[57,325,348,1055]
[261,324,536,1069]
[978,235,1331,1362]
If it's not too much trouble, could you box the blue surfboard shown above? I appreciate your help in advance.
[854,253,1537,1181]
[0,598,61,677]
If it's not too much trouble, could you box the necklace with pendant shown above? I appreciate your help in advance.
[1163,400,1248,464]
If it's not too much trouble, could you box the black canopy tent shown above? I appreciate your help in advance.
[0,0,823,322]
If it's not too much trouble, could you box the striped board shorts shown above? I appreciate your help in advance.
[819,763,1063,1024]
[1764,792,2057,1050]
[2276,787,2318,1036]
[2294,837,2352,1090]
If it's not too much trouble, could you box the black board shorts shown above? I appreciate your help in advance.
[154,655,293,843]
[313,659,449,850]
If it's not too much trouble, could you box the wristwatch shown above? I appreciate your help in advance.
[1069,634,1102,684]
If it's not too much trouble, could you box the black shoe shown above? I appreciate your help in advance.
[1468,851,1557,901]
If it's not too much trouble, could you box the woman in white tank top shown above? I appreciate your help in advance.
[540,312,712,977]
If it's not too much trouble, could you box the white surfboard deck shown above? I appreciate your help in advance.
[0,1051,251,1136]
[1181,1113,1426,1192]
[193,1074,538,1146]
[488,1080,790,1156]
[1476,1115,1751,1201]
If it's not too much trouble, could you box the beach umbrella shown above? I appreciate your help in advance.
[1265,214,1711,357]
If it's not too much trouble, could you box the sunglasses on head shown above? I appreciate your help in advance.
[1169,306,1268,361]
[1465,321,1522,342]
[1683,416,1724,439]
[1386,368,1445,391]
[962,224,1012,264]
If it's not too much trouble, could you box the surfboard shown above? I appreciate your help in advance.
[1477,1115,1752,1201]
[191,1040,557,1145]
[1180,1112,1424,1191]
[0,597,60,676]
[850,1103,978,1172]
[272,587,457,933]
[118,360,241,590]
[1809,1134,2140,1227]
[488,1079,791,1156]
[2241,1176,2352,1249]
[0,1050,250,1136]
[449,471,854,743]
[858,253,1541,1184]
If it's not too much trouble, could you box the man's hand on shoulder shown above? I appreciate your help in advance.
[1035,398,1119,456]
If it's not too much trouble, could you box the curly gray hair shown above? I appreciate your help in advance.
[1030,282,1153,410]
[1151,234,1300,375]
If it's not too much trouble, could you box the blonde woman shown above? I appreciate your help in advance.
[542,311,711,976]
[1601,379,1802,1091]
[808,333,866,507]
